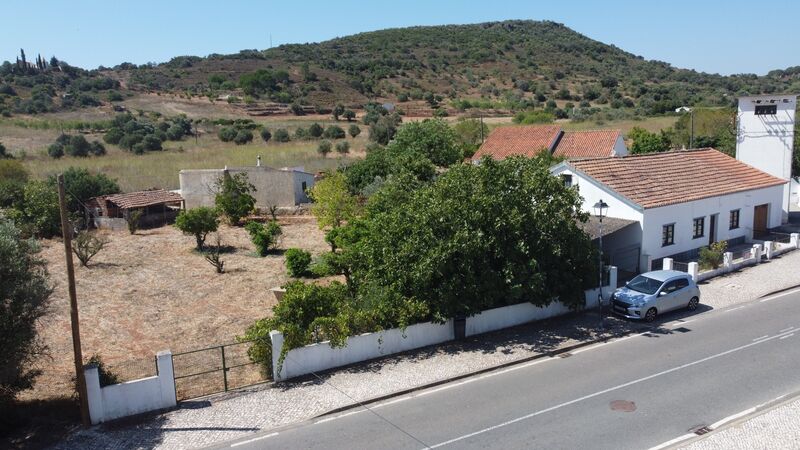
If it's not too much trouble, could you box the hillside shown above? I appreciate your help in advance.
[2,20,800,118]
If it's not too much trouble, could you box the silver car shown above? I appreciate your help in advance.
[611,270,700,322]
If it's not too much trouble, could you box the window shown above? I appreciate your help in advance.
[755,104,777,115]
[561,174,573,187]
[662,224,675,247]
[729,209,740,230]
[301,181,307,192]
[693,217,705,239]
[675,278,689,290]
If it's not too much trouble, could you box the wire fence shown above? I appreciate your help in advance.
[672,261,690,272]
[105,356,158,383]
[172,339,270,401]
[730,247,753,262]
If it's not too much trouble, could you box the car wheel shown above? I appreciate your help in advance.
[687,297,699,311]
[644,308,657,323]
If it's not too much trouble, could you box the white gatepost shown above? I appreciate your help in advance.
[84,365,104,425]
[752,244,762,263]
[270,330,284,381]
[662,258,673,271]
[609,266,618,290]
[764,241,774,260]
[687,262,699,282]
[792,233,800,249]
[723,252,733,271]
[156,351,177,409]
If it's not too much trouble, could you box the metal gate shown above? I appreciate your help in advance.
[171,339,270,401]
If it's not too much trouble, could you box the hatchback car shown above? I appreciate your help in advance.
[611,270,700,322]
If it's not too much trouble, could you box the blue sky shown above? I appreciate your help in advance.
[2,0,797,75]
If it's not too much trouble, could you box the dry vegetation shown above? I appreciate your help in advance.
[23,217,329,401]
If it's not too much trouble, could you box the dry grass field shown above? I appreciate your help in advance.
[23,217,330,402]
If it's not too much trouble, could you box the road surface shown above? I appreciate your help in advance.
[213,287,800,450]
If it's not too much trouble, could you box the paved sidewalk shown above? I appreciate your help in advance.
[680,396,800,449]
[55,250,800,449]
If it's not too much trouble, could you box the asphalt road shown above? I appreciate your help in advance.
[214,287,800,450]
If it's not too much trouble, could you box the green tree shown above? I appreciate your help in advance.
[309,172,359,239]
[627,127,671,154]
[245,220,282,256]
[260,128,272,143]
[234,129,254,145]
[214,172,256,225]
[47,168,120,216]
[0,160,28,208]
[332,104,345,121]
[218,127,237,142]
[273,128,290,142]
[335,141,350,155]
[452,118,489,158]
[308,123,324,138]
[368,114,401,145]
[285,248,312,277]
[348,124,361,138]
[0,216,52,417]
[323,125,346,139]
[387,118,461,167]
[343,110,356,122]
[174,207,219,250]
[15,181,60,238]
[317,140,332,158]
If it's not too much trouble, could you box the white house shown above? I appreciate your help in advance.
[551,149,786,272]
[736,94,797,222]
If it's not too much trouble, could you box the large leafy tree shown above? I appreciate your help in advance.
[0,215,52,423]
[174,207,219,250]
[48,167,120,215]
[309,172,359,233]
[386,118,462,167]
[355,156,596,320]
[627,127,671,154]
[214,172,256,225]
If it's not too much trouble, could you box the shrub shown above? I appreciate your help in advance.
[0,216,52,410]
[335,141,350,155]
[126,209,143,235]
[204,233,225,274]
[260,128,272,143]
[699,241,727,270]
[15,181,61,238]
[308,123,324,138]
[175,207,219,250]
[89,141,106,156]
[317,140,332,157]
[47,143,64,159]
[141,134,162,151]
[245,220,282,256]
[285,248,312,277]
[234,129,254,145]
[84,354,120,387]
[218,126,237,142]
[273,128,290,142]
[294,127,309,140]
[348,124,361,138]
[214,172,256,225]
[343,110,356,121]
[72,231,108,267]
[323,125,346,139]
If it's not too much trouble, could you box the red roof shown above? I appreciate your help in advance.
[472,125,562,160]
[553,130,621,159]
[568,148,787,209]
[98,190,183,210]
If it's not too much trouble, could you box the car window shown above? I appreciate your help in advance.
[675,278,689,290]
[661,280,680,294]
[627,275,661,295]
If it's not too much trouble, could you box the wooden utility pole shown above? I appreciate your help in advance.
[57,174,90,426]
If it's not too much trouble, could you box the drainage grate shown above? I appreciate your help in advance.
[674,327,691,333]
[690,425,712,435]
[558,352,573,358]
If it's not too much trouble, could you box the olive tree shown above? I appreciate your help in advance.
[214,172,256,225]
[175,207,219,250]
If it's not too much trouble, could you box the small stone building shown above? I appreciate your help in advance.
[87,189,183,231]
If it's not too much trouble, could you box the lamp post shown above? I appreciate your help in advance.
[593,199,609,331]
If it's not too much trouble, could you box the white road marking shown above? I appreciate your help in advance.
[648,433,697,450]
[779,333,794,340]
[426,329,797,449]
[725,306,746,313]
[780,327,795,333]
[752,335,769,342]
[230,432,278,447]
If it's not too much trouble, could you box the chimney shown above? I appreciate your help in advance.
[257,155,262,167]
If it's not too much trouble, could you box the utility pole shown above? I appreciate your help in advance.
[57,174,90,426]
[479,114,485,143]
[690,109,695,149]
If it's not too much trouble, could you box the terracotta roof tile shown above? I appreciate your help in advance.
[99,190,183,210]
[553,130,621,159]
[568,148,787,209]
[472,125,562,160]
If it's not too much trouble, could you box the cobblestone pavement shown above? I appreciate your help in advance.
[55,250,800,450]
[680,396,800,450]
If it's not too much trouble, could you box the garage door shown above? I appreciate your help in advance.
[611,245,640,274]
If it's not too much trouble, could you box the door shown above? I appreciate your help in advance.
[753,204,769,238]
[709,214,717,245]
[657,280,681,312]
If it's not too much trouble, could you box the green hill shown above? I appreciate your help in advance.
[2,20,800,117]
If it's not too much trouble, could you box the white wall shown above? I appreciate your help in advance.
[736,94,796,220]
[293,171,315,204]
[641,184,784,262]
[85,351,176,424]
[550,166,644,222]
[612,135,629,156]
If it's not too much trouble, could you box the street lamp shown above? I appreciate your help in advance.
[675,106,694,149]
[593,199,609,330]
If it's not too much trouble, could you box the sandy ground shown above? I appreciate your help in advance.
[23,217,329,401]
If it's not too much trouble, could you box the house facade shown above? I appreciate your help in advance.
[552,149,786,272]
[472,125,627,162]
[179,163,315,210]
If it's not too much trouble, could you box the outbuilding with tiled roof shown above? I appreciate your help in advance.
[86,189,183,231]
[471,125,627,162]
[551,148,787,273]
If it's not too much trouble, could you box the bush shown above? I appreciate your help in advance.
[260,128,271,143]
[141,134,163,151]
[0,216,52,411]
[47,143,64,159]
[84,354,120,387]
[323,125,346,139]
[335,141,350,155]
[89,141,106,156]
[245,220,282,256]
[218,127,237,142]
[512,110,555,124]
[308,123,324,138]
[126,209,143,235]
[285,248,312,277]
[348,124,361,138]
[699,241,727,270]
[175,207,219,250]
[72,231,108,267]
[214,172,256,225]
[273,128,290,142]
[14,181,61,238]
[234,129,254,145]
[317,140,332,157]
[48,167,120,216]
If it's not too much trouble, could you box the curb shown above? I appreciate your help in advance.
[652,389,800,450]
[757,282,800,300]
[313,318,634,419]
